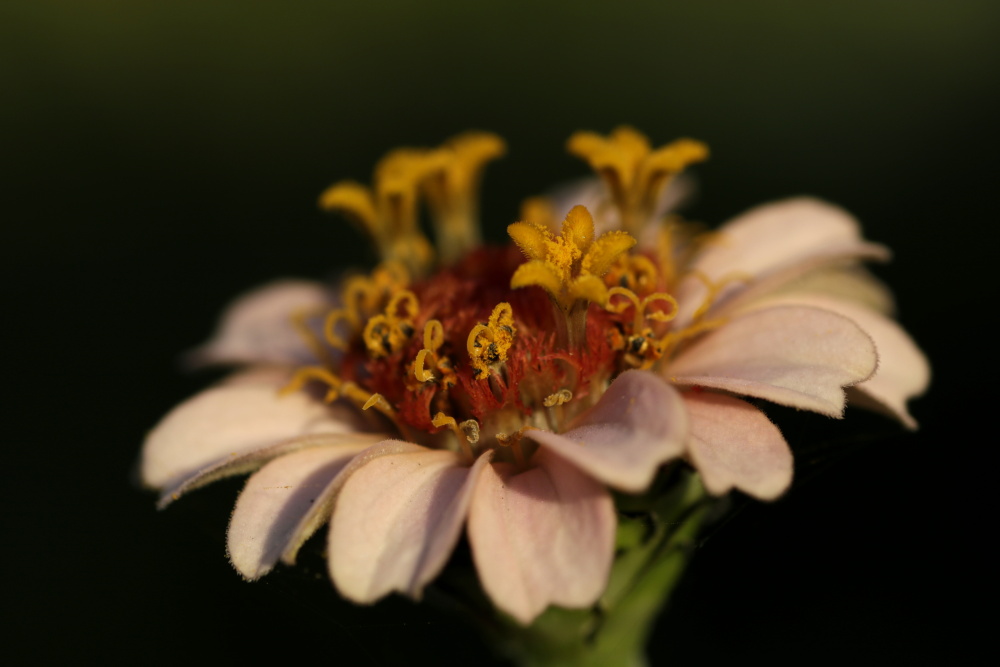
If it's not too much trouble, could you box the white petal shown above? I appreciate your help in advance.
[141,376,365,490]
[524,370,688,492]
[281,440,430,566]
[764,266,896,315]
[468,450,616,625]
[683,392,792,500]
[673,198,889,327]
[186,280,333,367]
[330,448,493,602]
[156,432,384,509]
[667,305,878,417]
[227,445,368,580]
[739,294,929,428]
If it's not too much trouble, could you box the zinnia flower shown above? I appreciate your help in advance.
[141,127,928,625]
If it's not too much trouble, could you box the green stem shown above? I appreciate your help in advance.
[490,470,714,667]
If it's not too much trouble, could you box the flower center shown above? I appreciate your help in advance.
[286,128,728,464]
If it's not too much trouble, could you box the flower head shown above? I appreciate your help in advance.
[141,127,928,625]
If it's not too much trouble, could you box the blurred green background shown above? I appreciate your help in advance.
[4,1,993,663]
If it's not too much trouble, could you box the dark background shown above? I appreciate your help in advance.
[3,1,993,663]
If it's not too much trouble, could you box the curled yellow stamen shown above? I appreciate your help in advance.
[281,366,344,402]
[431,412,479,459]
[290,307,334,367]
[658,318,727,358]
[411,319,454,385]
[467,303,516,380]
[362,289,419,358]
[495,426,536,467]
[413,349,436,383]
[323,309,352,350]
[605,253,660,294]
[689,270,751,323]
[543,389,573,408]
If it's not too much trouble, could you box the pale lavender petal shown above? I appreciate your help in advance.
[141,377,366,490]
[186,280,333,367]
[683,392,792,500]
[673,198,889,327]
[227,444,370,580]
[156,432,385,509]
[329,448,494,603]
[667,305,878,417]
[524,370,688,492]
[741,294,929,429]
[468,450,616,625]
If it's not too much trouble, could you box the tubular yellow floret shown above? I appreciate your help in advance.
[519,196,558,233]
[321,149,437,277]
[421,131,506,264]
[508,205,635,312]
[567,126,708,235]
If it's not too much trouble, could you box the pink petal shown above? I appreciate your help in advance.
[141,376,366,490]
[467,450,616,625]
[666,305,878,417]
[281,439,433,566]
[186,280,333,367]
[524,370,688,492]
[683,392,792,500]
[673,198,889,327]
[742,294,929,429]
[329,448,494,603]
[156,432,384,509]
[227,444,369,580]
[765,266,896,315]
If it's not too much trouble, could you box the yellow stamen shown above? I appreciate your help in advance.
[495,426,536,467]
[543,389,573,408]
[467,302,516,380]
[323,309,352,350]
[605,253,661,294]
[658,317,727,357]
[689,270,751,323]
[361,289,419,358]
[413,349,436,382]
[290,307,334,367]
[423,319,444,351]
[606,287,678,369]
[410,319,453,385]
[431,412,480,459]
[281,366,344,402]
